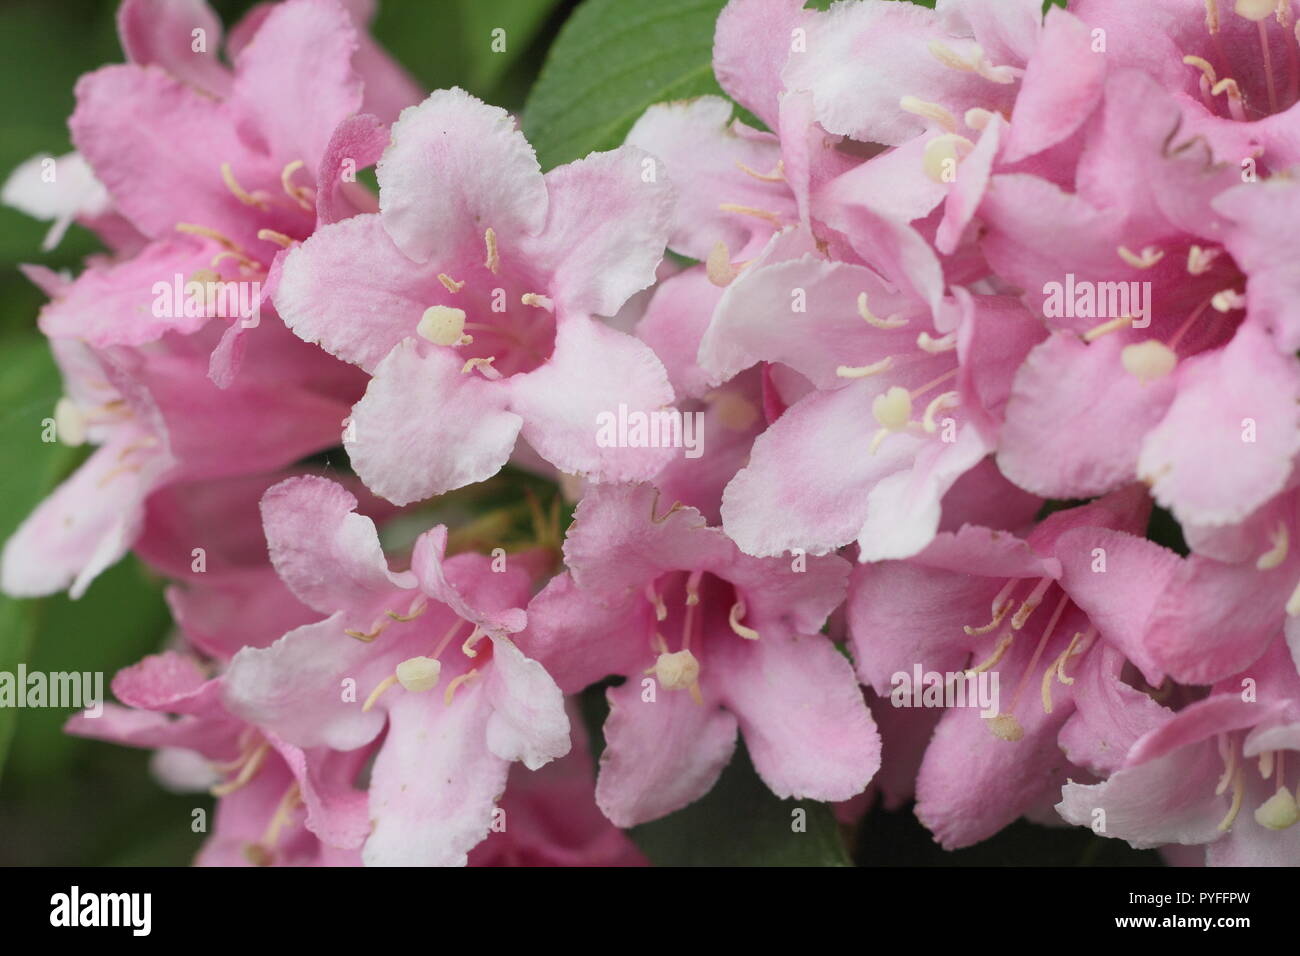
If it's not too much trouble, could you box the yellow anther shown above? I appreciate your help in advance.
[484,227,500,274]
[438,273,464,293]
[1212,288,1247,312]
[1187,245,1221,275]
[1118,245,1166,269]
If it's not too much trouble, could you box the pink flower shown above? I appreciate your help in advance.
[274,88,677,504]
[222,475,570,865]
[524,482,879,827]
[846,487,1180,847]
[1057,639,1300,866]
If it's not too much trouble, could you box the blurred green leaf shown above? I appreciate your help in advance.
[371,0,564,110]
[0,335,79,777]
[521,0,729,169]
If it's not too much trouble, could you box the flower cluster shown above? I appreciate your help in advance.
[7,0,1300,866]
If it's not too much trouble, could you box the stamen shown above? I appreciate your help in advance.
[443,668,480,705]
[1216,736,1238,794]
[1117,245,1166,269]
[967,631,1014,674]
[1183,54,1220,84]
[964,107,995,131]
[221,162,269,210]
[900,96,958,132]
[964,582,1016,636]
[837,357,894,378]
[718,203,783,228]
[362,674,399,712]
[1206,0,1221,32]
[1257,523,1289,570]
[344,620,387,642]
[1212,288,1247,312]
[280,160,314,211]
[916,330,958,353]
[176,222,248,256]
[921,391,960,432]
[520,292,554,311]
[1011,577,1053,630]
[857,291,908,329]
[1259,748,1276,779]
[1210,77,1249,120]
[386,598,428,622]
[1217,768,1245,830]
[728,600,760,640]
[484,227,500,274]
[735,159,784,182]
[438,273,464,293]
[461,626,486,658]
[461,356,501,379]
[645,582,668,621]
[1082,315,1133,342]
[1285,577,1300,615]
[1042,631,1087,714]
[211,740,270,796]
[1059,628,1096,684]
[256,228,294,249]
[1259,18,1280,113]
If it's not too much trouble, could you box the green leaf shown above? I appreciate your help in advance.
[521,0,730,170]
[0,335,79,778]
[371,0,564,110]
[630,745,852,866]
[580,683,851,866]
